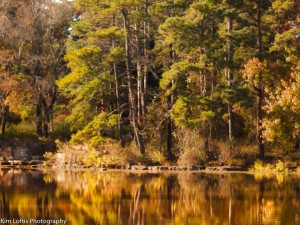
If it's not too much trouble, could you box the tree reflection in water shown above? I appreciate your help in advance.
[0,170,300,225]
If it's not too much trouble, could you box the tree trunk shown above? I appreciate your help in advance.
[122,9,145,154]
[32,6,44,137]
[41,96,49,138]
[257,87,264,158]
[142,0,150,118]
[167,111,173,153]
[33,46,43,137]
[0,106,2,134]
[49,84,57,132]
[135,22,143,123]
[42,100,50,138]
[38,84,57,138]
[227,17,234,141]
[210,21,217,92]
[167,48,175,160]
[36,94,43,137]
[112,14,125,147]
[166,1,175,159]
[256,0,264,159]
[113,62,125,147]
[1,105,9,136]
[142,67,148,117]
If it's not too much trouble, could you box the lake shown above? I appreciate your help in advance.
[0,170,300,225]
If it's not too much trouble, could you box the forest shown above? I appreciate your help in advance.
[0,0,299,167]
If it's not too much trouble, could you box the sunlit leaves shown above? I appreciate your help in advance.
[263,66,300,150]
[272,0,295,16]
[243,58,268,88]
[71,112,118,146]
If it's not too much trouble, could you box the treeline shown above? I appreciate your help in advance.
[0,0,299,165]
[0,0,71,137]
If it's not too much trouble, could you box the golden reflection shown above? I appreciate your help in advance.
[261,199,276,225]
[0,170,300,225]
[254,173,285,185]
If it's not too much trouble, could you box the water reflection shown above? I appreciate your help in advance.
[0,170,300,225]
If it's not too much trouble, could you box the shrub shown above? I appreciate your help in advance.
[146,149,167,165]
[82,147,115,167]
[43,152,55,166]
[250,160,288,172]
[45,138,159,168]
[275,160,288,172]
[213,141,231,165]
[176,128,206,165]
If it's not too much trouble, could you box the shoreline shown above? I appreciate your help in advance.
[1,167,300,177]
[1,161,299,174]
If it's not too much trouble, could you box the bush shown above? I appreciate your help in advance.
[176,128,206,165]
[70,112,118,146]
[51,122,71,141]
[102,143,142,166]
[82,147,115,167]
[47,141,151,168]
[212,141,231,165]
[43,152,55,166]
[250,160,289,172]
[275,160,288,172]
[44,140,116,168]
[146,148,167,165]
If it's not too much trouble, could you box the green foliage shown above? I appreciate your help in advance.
[160,61,200,95]
[104,46,125,64]
[2,0,300,166]
[271,28,300,63]
[71,112,119,146]
[172,97,188,127]
[5,123,37,140]
[159,17,200,53]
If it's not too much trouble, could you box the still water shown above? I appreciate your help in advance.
[0,170,300,225]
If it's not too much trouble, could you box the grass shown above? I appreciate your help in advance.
[250,160,289,173]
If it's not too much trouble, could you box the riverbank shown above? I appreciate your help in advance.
[1,160,299,173]
[0,139,56,167]
[1,139,299,172]
[0,158,245,171]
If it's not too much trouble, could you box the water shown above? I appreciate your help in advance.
[1,170,300,225]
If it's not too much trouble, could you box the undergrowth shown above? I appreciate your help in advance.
[250,160,289,173]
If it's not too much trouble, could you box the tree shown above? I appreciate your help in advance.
[0,0,72,137]
[60,0,148,152]
[264,66,300,152]
[262,0,300,152]
[121,8,145,153]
